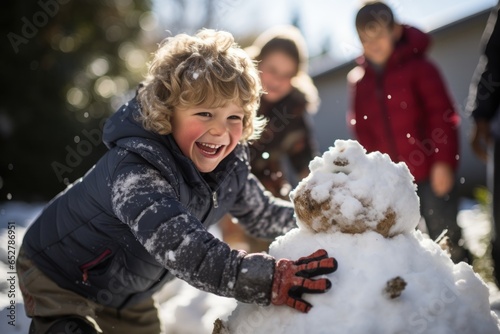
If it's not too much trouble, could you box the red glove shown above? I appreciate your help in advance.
[271,249,338,313]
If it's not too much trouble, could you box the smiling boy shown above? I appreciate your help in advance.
[17,29,337,333]
[171,104,245,173]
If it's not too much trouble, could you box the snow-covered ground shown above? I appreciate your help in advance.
[1,198,499,333]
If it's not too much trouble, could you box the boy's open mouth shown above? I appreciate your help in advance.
[196,142,224,156]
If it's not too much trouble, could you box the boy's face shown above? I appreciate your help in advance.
[358,24,395,66]
[259,51,297,103]
[171,102,245,173]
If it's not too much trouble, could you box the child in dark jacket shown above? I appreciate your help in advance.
[17,29,337,334]
[220,25,320,253]
[347,2,466,263]
[246,25,320,199]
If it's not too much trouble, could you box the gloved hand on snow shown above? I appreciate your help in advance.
[271,249,337,313]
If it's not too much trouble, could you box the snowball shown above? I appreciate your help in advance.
[290,140,420,237]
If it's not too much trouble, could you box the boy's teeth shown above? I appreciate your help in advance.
[200,143,221,149]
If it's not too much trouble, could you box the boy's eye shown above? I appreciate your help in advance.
[228,115,243,121]
[196,112,212,117]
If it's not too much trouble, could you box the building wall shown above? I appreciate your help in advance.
[310,11,490,197]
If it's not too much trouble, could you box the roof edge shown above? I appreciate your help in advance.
[310,6,493,80]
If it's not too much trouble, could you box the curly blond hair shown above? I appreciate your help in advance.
[138,29,265,142]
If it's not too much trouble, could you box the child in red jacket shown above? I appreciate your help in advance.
[347,1,467,263]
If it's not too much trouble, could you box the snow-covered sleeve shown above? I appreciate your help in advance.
[230,172,296,239]
[110,155,275,305]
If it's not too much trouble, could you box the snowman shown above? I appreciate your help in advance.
[215,140,500,334]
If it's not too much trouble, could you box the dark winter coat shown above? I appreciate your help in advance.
[347,26,460,183]
[22,97,295,309]
[250,87,317,198]
[467,2,500,139]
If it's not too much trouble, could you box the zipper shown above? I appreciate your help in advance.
[207,164,238,210]
[376,72,399,159]
[80,248,112,284]
[200,162,238,210]
[179,146,241,215]
[212,191,219,208]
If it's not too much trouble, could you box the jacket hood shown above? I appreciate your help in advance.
[103,97,161,149]
[357,25,431,67]
[391,25,431,64]
[102,97,189,166]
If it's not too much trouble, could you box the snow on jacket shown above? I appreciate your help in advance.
[22,97,296,309]
[347,26,460,183]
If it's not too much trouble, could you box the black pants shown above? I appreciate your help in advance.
[489,141,500,283]
[417,179,466,263]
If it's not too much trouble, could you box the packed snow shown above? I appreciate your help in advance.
[225,229,499,333]
[222,140,500,334]
[291,139,420,237]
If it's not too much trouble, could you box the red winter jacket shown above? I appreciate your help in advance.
[347,26,460,183]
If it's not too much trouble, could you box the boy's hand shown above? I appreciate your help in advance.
[470,120,492,163]
[430,162,454,197]
[271,249,337,313]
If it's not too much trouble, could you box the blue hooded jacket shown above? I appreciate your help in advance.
[22,97,296,309]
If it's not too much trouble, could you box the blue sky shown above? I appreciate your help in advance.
[154,0,497,60]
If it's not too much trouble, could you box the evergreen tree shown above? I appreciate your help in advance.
[0,0,154,202]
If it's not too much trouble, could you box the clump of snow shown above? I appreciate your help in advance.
[111,168,175,224]
[220,140,500,334]
[158,279,237,334]
[290,139,420,237]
